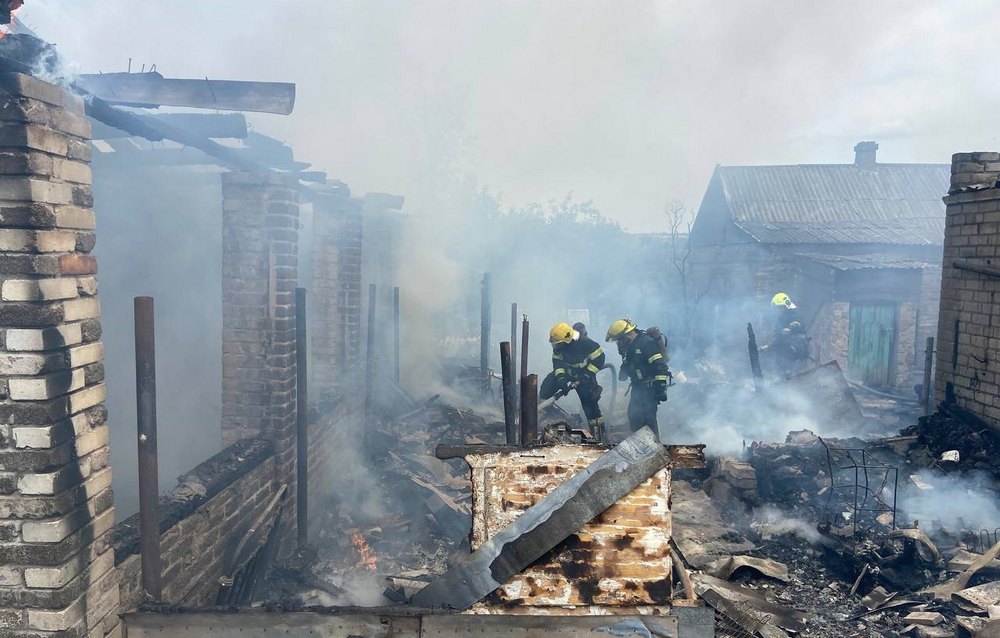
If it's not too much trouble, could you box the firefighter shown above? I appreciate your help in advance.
[539,322,606,436]
[763,292,809,376]
[606,319,670,435]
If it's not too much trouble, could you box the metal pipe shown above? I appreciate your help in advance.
[510,303,518,417]
[480,274,492,396]
[134,296,162,600]
[520,315,529,381]
[393,286,401,384]
[500,342,517,445]
[922,336,934,416]
[519,373,539,446]
[295,288,308,548]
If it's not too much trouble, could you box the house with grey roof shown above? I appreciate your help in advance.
[688,141,949,389]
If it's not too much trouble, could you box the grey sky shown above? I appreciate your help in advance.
[22,1,1000,231]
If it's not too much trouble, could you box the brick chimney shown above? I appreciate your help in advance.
[854,141,878,168]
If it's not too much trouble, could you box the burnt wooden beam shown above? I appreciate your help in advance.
[411,427,671,610]
[83,94,266,172]
[954,259,1000,279]
[76,72,296,115]
[91,112,248,140]
[435,442,705,469]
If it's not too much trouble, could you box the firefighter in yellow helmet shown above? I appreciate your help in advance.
[606,319,670,435]
[540,322,606,436]
[763,292,809,376]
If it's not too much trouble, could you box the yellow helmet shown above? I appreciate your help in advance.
[549,322,578,345]
[771,292,793,308]
[605,319,637,342]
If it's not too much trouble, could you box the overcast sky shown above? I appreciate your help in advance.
[21,1,1000,232]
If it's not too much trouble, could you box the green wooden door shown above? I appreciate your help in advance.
[848,304,896,387]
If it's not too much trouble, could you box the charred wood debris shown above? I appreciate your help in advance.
[251,358,1000,638]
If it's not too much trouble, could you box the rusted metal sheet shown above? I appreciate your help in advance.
[412,428,670,611]
[465,442,673,609]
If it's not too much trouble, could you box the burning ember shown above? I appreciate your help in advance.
[351,530,378,572]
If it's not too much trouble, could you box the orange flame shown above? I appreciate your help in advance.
[351,531,377,572]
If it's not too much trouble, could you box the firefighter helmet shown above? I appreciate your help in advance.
[605,319,637,342]
[771,292,795,309]
[549,322,578,345]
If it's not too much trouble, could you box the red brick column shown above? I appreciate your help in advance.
[0,73,119,637]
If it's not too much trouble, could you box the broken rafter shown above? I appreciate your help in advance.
[412,427,671,610]
[76,72,296,115]
[90,113,248,140]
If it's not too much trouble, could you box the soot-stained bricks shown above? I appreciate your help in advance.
[0,73,119,637]
[936,152,1000,426]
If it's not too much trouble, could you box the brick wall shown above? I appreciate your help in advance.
[310,186,363,398]
[466,446,671,612]
[113,439,277,611]
[935,152,1000,422]
[0,73,120,637]
[306,385,363,520]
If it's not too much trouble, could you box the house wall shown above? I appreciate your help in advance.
[0,72,122,638]
[113,439,277,611]
[934,152,1000,425]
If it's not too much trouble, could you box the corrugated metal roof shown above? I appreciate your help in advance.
[719,163,950,245]
[795,252,938,271]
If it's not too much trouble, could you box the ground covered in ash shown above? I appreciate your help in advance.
[750,536,911,638]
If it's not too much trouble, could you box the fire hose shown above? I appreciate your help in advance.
[535,364,618,442]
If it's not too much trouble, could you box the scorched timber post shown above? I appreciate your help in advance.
[134,297,163,600]
[500,341,517,445]
[520,373,539,445]
[922,336,935,416]
[747,322,764,392]
[295,287,308,548]
[511,302,518,417]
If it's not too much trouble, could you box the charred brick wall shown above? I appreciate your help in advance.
[221,171,299,547]
[113,439,277,611]
[310,186,363,396]
[0,73,119,637]
[935,152,1000,422]
[466,446,672,613]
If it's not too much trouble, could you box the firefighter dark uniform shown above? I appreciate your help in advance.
[769,293,809,376]
[607,319,669,435]
[541,323,606,435]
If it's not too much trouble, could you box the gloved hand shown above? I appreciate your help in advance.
[559,376,575,393]
[654,381,668,403]
[619,365,630,382]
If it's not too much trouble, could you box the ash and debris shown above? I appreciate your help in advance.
[258,360,1000,637]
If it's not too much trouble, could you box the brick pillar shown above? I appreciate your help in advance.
[935,152,1000,423]
[0,74,119,637]
[221,172,299,543]
[310,187,363,398]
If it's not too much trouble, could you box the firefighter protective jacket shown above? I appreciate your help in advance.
[552,336,606,380]
[621,331,670,387]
